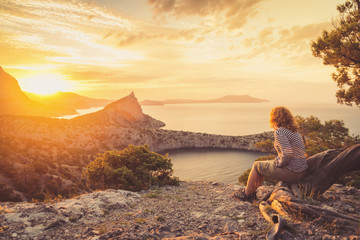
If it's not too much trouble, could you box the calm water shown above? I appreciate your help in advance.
[143,102,360,183]
[167,148,266,184]
[143,102,360,136]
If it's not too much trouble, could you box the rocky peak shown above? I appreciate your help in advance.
[73,92,165,128]
[103,91,144,122]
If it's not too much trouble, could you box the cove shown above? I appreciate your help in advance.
[166,148,267,184]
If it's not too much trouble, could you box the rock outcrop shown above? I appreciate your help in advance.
[73,92,165,129]
[1,189,140,239]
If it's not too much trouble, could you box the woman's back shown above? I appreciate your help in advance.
[274,127,307,172]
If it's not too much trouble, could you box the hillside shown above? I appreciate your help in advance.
[0,67,113,117]
[0,67,76,117]
[0,91,271,202]
[140,95,269,106]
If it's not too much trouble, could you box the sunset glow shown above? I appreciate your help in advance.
[18,73,74,95]
[0,0,344,102]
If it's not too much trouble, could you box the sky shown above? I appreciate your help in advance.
[0,0,345,103]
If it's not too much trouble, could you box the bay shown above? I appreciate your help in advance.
[167,148,267,184]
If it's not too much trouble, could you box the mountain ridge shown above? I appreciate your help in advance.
[24,91,112,110]
[0,67,112,117]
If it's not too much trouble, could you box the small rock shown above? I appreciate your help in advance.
[45,219,66,230]
[11,233,17,238]
[322,234,335,240]
[159,225,171,232]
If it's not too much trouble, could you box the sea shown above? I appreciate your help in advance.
[142,102,360,184]
[59,102,360,184]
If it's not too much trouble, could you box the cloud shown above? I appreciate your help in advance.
[0,0,138,65]
[238,22,332,60]
[147,0,264,31]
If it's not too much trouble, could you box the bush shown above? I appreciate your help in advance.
[83,145,179,191]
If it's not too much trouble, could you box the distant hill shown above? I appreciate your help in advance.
[140,95,269,106]
[25,91,112,110]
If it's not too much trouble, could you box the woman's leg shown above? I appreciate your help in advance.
[245,164,264,195]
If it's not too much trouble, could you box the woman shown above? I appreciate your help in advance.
[234,106,307,201]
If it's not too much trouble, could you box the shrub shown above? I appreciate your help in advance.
[83,145,179,191]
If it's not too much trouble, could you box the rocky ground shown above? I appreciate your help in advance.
[0,181,359,240]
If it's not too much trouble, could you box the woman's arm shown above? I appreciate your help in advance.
[275,129,294,167]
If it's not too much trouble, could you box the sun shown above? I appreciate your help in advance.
[18,73,74,95]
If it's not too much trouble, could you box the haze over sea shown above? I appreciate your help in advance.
[142,102,360,184]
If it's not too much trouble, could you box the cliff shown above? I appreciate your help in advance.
[0,182,359,239]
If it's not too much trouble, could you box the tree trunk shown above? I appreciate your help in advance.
[259,144,360,235]
[299,144,360,198]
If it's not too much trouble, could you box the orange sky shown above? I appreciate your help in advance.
[0,0,344,102]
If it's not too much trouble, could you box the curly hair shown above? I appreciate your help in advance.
[269,106,299,132]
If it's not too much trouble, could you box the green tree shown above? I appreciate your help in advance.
[83,145,179,191]
[296,115,358,156]
[311,0,360,107]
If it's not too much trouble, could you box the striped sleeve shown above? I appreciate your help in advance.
[274,129,294,168]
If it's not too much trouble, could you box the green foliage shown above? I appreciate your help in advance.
[83,145,179,191]
[296,115,359,156]
[255,139,275,154]
[311,0,360,106]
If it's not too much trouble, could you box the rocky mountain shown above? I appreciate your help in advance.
[72,92,165,128]
[0,67,75,117]
[0,67,113,117]
[140,95,269,106]
[24,91,112,110]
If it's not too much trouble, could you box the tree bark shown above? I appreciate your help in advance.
[299,144,360,198]
[259,144,360,234]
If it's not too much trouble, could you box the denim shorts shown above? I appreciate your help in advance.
[253,160,305,183]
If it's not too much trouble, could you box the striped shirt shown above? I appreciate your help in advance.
[274,127,307,172]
